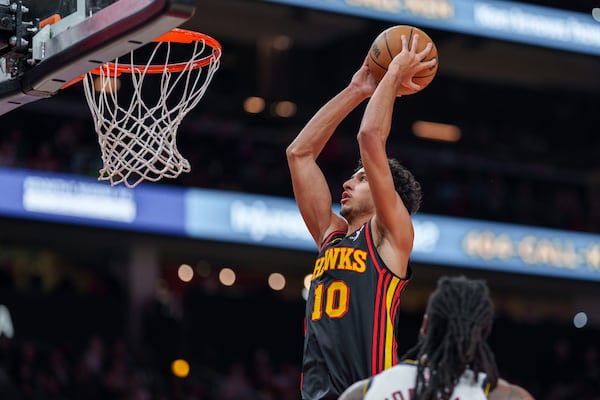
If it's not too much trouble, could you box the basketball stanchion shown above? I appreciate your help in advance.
[82,28,222,188]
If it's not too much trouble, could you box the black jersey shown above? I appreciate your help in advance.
[301,220,412,400]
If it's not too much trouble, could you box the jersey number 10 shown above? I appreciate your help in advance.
[311,280,350,320]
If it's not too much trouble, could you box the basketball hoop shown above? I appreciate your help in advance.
[82,28,222,188]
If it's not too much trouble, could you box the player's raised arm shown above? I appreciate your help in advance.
[356,34,435,276]
[286,60,376,245]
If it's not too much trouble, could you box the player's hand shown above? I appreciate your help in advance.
[349,56,378,98]
[388,34,437,93]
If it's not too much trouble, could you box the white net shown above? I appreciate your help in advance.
[83,32,221,188]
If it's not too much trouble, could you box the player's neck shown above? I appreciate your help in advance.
[346,215,372,237]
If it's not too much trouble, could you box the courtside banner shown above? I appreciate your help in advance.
[410,215,600,281]
[0,167,185,235]
[185,188,313,249]
[1,168,599,281]
[185,189,600,282]
[259,0,600,56]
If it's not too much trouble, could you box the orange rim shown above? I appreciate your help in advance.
[62,28,221,88]
[92,28,222,74]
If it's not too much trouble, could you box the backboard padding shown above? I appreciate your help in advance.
[0,0,196,115]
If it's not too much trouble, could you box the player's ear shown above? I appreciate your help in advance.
[419,314,429,337]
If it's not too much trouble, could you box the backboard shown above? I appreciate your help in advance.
[0,0,197,115]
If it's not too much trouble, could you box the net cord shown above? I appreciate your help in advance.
[83,37,220,188]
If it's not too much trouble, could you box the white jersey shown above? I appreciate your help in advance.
[364,362,490,400]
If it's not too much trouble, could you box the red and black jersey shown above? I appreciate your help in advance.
[301,220,412,400]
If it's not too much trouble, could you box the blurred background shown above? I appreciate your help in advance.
[0,0,599,399]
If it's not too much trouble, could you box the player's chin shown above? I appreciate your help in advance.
[340,205,350,218]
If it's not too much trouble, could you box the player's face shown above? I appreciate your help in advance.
[340,168,374,219]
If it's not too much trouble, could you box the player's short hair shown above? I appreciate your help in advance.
[356,158,422,214]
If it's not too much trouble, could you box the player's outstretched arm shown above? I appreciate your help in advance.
[356,35,434,276]
[488,378,535,400]
[286,59,375,245]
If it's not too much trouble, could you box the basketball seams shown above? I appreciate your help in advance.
[369,31,391,73]
[384,31,393,63]
[369,53,387,71]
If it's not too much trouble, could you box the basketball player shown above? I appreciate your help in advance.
[286,35,436,399]
[338,276,536,400]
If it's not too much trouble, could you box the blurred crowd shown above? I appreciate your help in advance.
[0,258,599,400]
[0,334,301,400]
[0,290,598,400]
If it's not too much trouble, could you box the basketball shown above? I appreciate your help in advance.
[367,25,438,95]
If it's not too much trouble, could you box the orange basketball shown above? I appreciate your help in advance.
[367,25,438,95]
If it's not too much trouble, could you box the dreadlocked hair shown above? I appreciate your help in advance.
[356,158,422,214]
[401,276,499,400]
